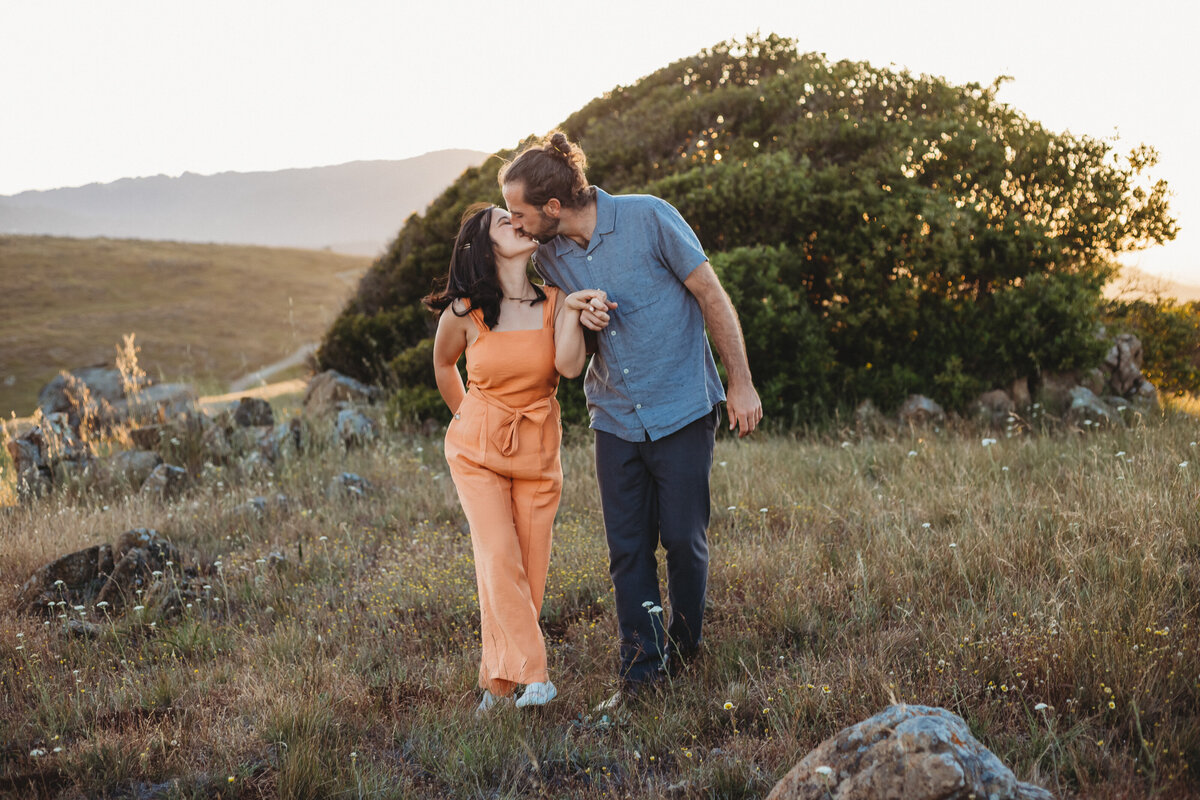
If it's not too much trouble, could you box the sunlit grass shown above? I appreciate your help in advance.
[1,408,1198,798]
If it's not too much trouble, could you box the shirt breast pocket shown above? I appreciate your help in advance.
[601,248,671,315]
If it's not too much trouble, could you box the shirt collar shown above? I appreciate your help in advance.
[553,187,614,256]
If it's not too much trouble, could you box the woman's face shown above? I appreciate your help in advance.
[489,208,537,260]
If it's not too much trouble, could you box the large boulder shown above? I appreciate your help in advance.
[897,395,945,427]
[37,366,143,420]
[766,705,1053,800]
[108,383,197,425]
[95,529,185,608]
[303,370,382,418]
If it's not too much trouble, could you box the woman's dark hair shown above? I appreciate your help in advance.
[422,202,544,330]
[498,131,594,210]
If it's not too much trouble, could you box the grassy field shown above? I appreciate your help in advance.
[0,236,370,418]
[1,408,1199,798]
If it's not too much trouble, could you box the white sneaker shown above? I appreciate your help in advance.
[476,690,505,716]
[515,681,557,708]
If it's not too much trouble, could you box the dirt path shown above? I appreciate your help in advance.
[228,343,316,392]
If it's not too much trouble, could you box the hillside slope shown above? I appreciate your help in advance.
[0,235,370,417]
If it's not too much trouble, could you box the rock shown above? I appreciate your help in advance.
[200,424,233,462]
[1008,377,1032,410]
[15,543,114,613]
[897,395,945,427]
[326,472,373,500]
[231,494,291,520]
[1133,379,1159,411]
[141,464,188,499]
[129,425,164,450]
[303,370,382,418]
[65,619,107,638]
[853,399,886,435]
[96,529,186,608]
[765,704,1053,800]
[273,417,307,458]
[107,383,197,426]
[233,397,274,428]
[1065,386,1120,429]
[1037,371,1079,414]
[5,414,95,501]
[1103,333,1145,396]
[337,407,378,448]
[37,365,146,424]
[229,425,278,463]
[971,389,1016,429]
[106,450,163,487]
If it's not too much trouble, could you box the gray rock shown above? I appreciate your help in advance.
[971,389,1016,428]
[231,493,291,520]
[303,370,382,419]
[1133,379,1159,411]
[1103,333,1145,396]
[65,619,107,638]
[37,365,146,422]
[107,450,163,487]
[336,408,378,448]
[853,399,886,435]
[766,705,1053,800]
[326,471,373,500]
[5,414,95,501]
[200,423,233,462]
[96,529,186,608]
[129,425,164,450]
[109,383,197,426]
[14,543,114,613]
[1065,386,1121,429]
[141,464,188,499]
[233,397,274,428]
[272,417,307,458]
[1037,371,1079,414]
[897,395,945,427]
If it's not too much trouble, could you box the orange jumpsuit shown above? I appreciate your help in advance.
[444,291,563,696]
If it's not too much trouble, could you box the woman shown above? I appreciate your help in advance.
[424,202,607,713]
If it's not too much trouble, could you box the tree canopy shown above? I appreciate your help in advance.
[318,33,1176,424]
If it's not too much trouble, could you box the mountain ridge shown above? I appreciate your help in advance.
[0,149,491,255]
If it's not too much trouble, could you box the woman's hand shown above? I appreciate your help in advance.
[565,290,617,330]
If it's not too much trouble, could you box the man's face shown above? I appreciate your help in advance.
[502,181,559,243]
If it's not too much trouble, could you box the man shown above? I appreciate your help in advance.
[499,131,762,703]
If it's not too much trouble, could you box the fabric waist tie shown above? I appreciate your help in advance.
[469,387,555,457]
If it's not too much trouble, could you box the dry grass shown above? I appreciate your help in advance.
[1,407,1199,798]
[0,235,369,418]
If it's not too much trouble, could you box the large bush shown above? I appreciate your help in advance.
[320,34,1175,424]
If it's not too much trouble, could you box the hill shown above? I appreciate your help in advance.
[0,235,370,417]
[0,150,489,255]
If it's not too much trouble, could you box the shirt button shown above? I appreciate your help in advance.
[636,403,642,410]
[586,255,593,261]
[623,368,629,374]
[609,330,616,336]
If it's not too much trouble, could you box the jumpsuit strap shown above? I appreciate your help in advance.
[541,287,559,328]
[466,305,489,333]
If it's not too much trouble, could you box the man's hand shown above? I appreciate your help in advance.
[571,291,617,331]
[725,381,762,438]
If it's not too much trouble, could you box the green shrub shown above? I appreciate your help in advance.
[322,34,1175,421]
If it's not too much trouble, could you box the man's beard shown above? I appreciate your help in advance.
[529,210,560,243]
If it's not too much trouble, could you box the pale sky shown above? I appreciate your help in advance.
[2,0,1196,281]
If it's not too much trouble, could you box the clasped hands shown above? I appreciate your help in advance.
[565,289,618,332]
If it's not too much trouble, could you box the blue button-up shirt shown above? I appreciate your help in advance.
[534,187,726,442]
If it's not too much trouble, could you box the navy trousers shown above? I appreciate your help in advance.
[594,407,718,686]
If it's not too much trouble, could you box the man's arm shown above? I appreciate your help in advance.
[683,261,762,437]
